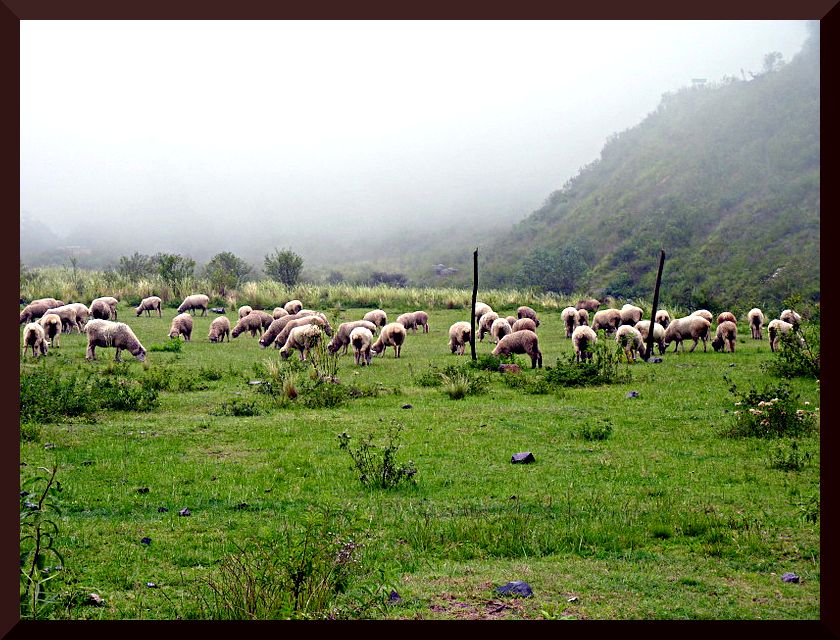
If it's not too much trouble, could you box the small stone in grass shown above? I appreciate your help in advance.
[499,364,522,374]
[157,507,169,513]
[650,358,663,364]
[511,452,535,464]
[137,487,149,494]
[782,573,800,583]
[388,590,402,603]
[140,537,152,545]
[236,503,249,510]
[179,508,191,517]
[626,391,640,398]
[146,582,157,588]
[496,581,533,598]
[402,404,413,409]
[44,443,55,449]
[82,460,94,466]
[86,593,105,606]
[729,363,737,367]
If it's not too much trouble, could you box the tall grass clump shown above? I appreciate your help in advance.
[337,421,417,489]
[544,339,630,387]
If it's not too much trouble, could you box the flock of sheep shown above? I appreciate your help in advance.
[19,293,806,369]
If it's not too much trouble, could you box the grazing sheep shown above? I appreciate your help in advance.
[89,299,112,321]
[279,324,323,361]
[663,316,711,353]
[238,305,253,319]
[577,309,589,326]
[712,320,737,353]
[169,313,194,342]
[208,316,231,343]
[135,296,163,318]
[505,315,517,327]
[747,308,765,340]
[511,318,537,334]
[397,312,418,333]
[716,311,737,326]
[591,309,622,335]
[272,316,330,349]
[371,322,407,358]
[634,320,666,356]
[492,330,543,369]
[84,319,146,362]
[448,321,472,355]
[690,309,713,323]
[250,310,275,330]
[92,296,119,321]
[516,306,540,327]
[768,319,804,352]
[43,305,78,333]
[327,320,378,355]
[576,298,601,313]
[491,317,513,343]
[349,326,374,366]
[67,303,91,332]
[272,307,290,320]
[19,301,52,325]
[259,314,304,348]
[284,299,303,315]
[474,302,493,320]
[477,311,499,342]
[571,325,598,362]
[363,309,387,328]
[231,312,265,338]
[31,297,64,308]
[620,304,643,326]
[177,294,210,316]
[654,310,671,329]
[22,322,48,358]
[561,306,580,338]
[780,309,802,329]
[413,310,430,334]
[39,313,62,348]
[615,325,645,363]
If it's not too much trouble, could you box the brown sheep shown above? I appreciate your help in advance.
[663,316,711,353]
[492,330,542,369]
[505,315,517,327]
[591,309,622,335]
[712,320,737,353]
[577,309,589,326]
[89,299,113,320]
[575,298,601,313]
[169,313,194,341]
[84,319,146,362]
[19,301,52,325]
[748,308,765,340]
[39,313,62,348]
[371,322,407,358]
[208,316,231,343]
[448,321,471,355]
[363,309,387,328]
[516,305,540,327]
[92,296,119,321]
[511,318,537,334]
[327,320,378,355]
[716,311,737,326]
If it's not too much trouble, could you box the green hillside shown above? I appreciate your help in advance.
[479,29,819,313]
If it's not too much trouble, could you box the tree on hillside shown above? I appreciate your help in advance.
[152,253,196,294]
[205,251,252,296]
[117,252,155,281]
[264,248,304,287]
[518,242,594,294]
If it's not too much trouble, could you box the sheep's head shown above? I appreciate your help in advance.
[134,346,147,362]
[711,337,725,352]
[169,330,179,339]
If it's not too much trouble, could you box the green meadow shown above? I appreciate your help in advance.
[19,302,820,620]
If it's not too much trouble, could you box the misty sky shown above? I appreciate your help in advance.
[20,20,810,257]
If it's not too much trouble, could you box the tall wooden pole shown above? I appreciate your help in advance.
[470,248,478,360]
[644,249,666,361]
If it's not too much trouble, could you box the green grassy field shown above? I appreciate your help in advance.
[19,304,820,620]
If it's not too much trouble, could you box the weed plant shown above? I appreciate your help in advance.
[764,325,820,379]
[722,378,818,438]
[544,339,630,387]
[767,439,810,471]
[338,421,417,489]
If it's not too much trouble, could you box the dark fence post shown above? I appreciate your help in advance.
[470,248,478,360]
[644,249,666,361]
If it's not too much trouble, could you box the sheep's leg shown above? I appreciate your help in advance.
[86,344,96,360]
[114,348,122,362]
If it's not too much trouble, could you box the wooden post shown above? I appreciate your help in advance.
[644,249,666,361]
[470,248,478,360]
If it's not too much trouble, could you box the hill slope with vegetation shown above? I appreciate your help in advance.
[477,29,819,312]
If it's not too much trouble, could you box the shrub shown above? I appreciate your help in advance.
[299,379,349,409]
[768,439,810,471]
[439,366,488,400]
[502,371,553,395]
[722,378,818,438]
[148,338,184,353]
[338,421,417,489]
[95,377,159,411]
[212,397,262,417]
[764,324,820,379]
[411,364,444,387]
[573,419,614,441]
[20,370,97,424]
[544,340,630,387]
[464,353,519,371]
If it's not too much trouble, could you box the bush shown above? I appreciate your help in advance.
[439,365,488,400]
[767,439,810,471]
[502,372,553,395]
[464,353,519,371]
[573,419,614,441]
[338,421,417,489]
[212,397,262,417]
[722,379,818,438]
[764,324,820,379]
[544,339,630,387]
[299,379,349,409]
[95,377,159,411]
[148,338,184,353]
[20,370,97,424]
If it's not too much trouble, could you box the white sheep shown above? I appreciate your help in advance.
[716,311,737,326]
[327,320,378,355]
[768,319,804,352]
[177,294,210,316]
[92,296,119,321]
[577,308,589,326]
[516,305,540,327]
[663,316,711,353]
[634,320,666,356]
[22,322,48,358]
[615,325,644,363]
[349,326,374,366]
[747,308,765,340]
[208,316,231,343]
[474,302,493,320]
[89,299,112,321]
[712,320,738,353]
[39,313,62,348]
[238,305,254,319]
[654,310,671,329]
[84,319,146,362]
[68,303,91,332]
[169,313,194,341]
[413,311,430,334]
[477,311,499,342]
[493,330,543,368]
[690,309,713,323]
[561,306,580,338]
[490,317,513,343]
[272,307,290,320]
[279,324,323,361]
[136,296,163,317]
[591,309,621,335]
[620,304,643,326]
[780,309,802,329]
[371,322,407,358]
[271,316,330,349]
[571,325,597,362]
[44,304,79,334]
[363,309,387,328]
[284,299,303,315]
[511,318,537,334]
[448,321,471,355]
[231,312,266,338]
